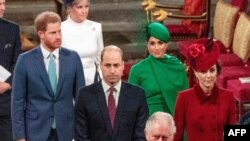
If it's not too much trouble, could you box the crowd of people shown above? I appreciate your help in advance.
[0,0,246,141]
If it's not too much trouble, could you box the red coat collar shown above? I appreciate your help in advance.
[194,84,219,104]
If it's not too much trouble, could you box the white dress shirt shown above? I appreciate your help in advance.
[102,80,122,107]
[40,44,59,81]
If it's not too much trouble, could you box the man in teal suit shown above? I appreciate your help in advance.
[11,11,85,141]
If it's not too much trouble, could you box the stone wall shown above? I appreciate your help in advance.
[4,0,250,60]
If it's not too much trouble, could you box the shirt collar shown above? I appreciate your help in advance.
[102,80,122,93]
[40,44,59,59]
[67,16,86,26]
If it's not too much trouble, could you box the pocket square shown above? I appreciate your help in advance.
[4,43,12,49]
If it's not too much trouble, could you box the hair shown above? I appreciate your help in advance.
[193,61,221,75]
[34,11,61,32]
[65,0,90,16]
[145,112,176,135]
[66,0,90,7]
[101,45,124,62]
[216,62,221,75]
[189,61,221,87]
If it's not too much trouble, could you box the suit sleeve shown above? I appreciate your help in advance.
[74,89,91,141]
[6,24,21,85]
[134,89,149,141]
[11,54,27,140]
[74,52,85,99]
[174,93,186,141]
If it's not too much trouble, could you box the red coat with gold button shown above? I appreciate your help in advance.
[174,84,236,141]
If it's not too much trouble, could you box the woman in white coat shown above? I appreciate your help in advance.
[62,0,104,85]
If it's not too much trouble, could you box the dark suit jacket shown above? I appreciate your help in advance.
[11,47,85,141]
[0,18,21,115]
[75,81,148,141]
[238,110,250,125]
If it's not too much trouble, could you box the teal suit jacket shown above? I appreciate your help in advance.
[11,46,85,141]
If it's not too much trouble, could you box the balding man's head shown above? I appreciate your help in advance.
[101,45,124,62]
[100,45,124,86]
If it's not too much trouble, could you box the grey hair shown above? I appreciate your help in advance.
[145,112,176,135]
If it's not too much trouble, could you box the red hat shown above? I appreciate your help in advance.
[187,38,220,71]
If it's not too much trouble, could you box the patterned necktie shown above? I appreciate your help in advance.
[108,87,116,128]
[48,53,57,94]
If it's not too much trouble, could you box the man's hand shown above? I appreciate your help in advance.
[0,81,11,94]
[17,138,26,141]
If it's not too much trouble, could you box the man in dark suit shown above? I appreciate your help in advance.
[11,11,85,141]
[75,45,149,141]
[0,0,21,140]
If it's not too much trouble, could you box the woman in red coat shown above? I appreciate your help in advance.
[174,38,236,141]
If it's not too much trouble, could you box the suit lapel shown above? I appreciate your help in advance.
[0,22,7,53]
[33,47,54,96]
[95,82,113,138]
[55,48,66,99]
[113,82,127,138]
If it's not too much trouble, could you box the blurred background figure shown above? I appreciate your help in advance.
[145,111,176,141]
[0,0,21,140]
[62,0,104,86]
[238,110,250,125]
[174,38,236,141]
[129,22,188,116]
[54,0,64,19]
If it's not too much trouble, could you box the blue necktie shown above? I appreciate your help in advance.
[48,53,57,94]
[48,53,57,129]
